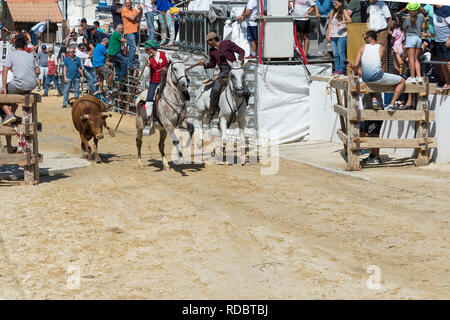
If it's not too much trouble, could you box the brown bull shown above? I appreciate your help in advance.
[70,95,114,162]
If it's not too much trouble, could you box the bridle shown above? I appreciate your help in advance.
[169,61,189,85]
[225,66,246,115]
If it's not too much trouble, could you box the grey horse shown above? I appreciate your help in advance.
[135,54,194,170]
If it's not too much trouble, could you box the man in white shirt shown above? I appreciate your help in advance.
[237,0,259,59]
[293,0,318,57]
[367,0,391,71]
[30,21,48,46]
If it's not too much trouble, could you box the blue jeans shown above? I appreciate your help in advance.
[63,77,80,106]
[110,53,127,81]
[125,32,137,69]
[83,66,98,92]
[331,37,347,73]
[146,82,160,102]
[145,12,156,41]
[30,31,38,45]
[44,74,62,95]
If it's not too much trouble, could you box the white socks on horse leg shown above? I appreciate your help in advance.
[145,102,153,118]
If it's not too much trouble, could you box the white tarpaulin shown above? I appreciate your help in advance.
[223,6,251,57]
[256,64,332,145]
[188,0,212,11]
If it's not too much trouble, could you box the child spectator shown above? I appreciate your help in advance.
[327,0,352,75]
[403,3,425,83]
[389,19,405,74]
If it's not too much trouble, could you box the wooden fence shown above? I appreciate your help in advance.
[0,94,42,184]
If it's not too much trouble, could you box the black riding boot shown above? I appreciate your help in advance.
[204,88,220,125]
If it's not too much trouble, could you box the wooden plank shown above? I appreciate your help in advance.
[333,104,348,118]
[0,94,35,104]
[337,129,348,143]
[347,110,435,121]
[414,80,431,166]
[350,137,436,150]
[345,77,361,171]
[32,100,40,182]
[0,153,29,165]
[0,124,36,136]
[351,82,437,94]
[310,74,349,91]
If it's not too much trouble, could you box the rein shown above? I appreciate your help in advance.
[162,61,187,127]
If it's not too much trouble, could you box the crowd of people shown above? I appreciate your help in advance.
[290,1,449,91]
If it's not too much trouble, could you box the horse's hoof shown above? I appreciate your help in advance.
[109,132,116,138]
[173,157,186,165]
[95,159,102,164]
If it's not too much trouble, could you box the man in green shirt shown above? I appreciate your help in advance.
[107,24,128,81]
[347,0,362,23]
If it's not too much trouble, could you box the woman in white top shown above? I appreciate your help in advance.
[327,0,352,74]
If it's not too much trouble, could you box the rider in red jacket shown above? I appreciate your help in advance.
[144,39,168,127]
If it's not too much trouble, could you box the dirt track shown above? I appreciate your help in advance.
[0,94,449,299]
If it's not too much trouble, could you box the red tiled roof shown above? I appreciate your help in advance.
[6,1,63,23]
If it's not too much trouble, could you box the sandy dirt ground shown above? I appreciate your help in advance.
[0,93,449,299]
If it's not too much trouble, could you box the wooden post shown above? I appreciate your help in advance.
[345,77,361,171]
[32,94,40,182]
[414,77,430,166]
[22,94,34,184]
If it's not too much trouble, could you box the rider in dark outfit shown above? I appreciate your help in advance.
[200,32,251,124]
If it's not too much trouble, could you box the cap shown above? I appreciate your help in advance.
[144,39,159,49]
[206,32,217,41]
[89,25,96,30]
[406,3,420,11]
[41,44,46,49]
[47,45,54,51]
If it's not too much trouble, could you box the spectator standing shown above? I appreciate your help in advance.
[433,5,450,91]
[62,47,84,108]
[43,45,63,97]
[107,24,128,82]
[403,3,425,83]
[93,38,113,94]
[293,0,318,58]
[315,0,334,56]
[143,0,157,41]
[367,0,391,71]
[36,44,49,91]
[30,21,47,46]
[388,19,405,74]
[346,0,362,23]
[94,21,105,33]
[90,26,109,46]
[157,0,175,46]
[237,0,259,59]
[122,0,143,70]
[111,0,124,30]
[76,43,98,94]
[327,0,351,74]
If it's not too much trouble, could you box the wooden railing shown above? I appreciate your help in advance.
[311,75,436,171]
[0,94,42,184]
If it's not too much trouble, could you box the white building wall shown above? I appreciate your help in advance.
[66,0,97,29]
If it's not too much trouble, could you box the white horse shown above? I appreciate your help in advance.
[194,60,248,161]
[135,54,194,170]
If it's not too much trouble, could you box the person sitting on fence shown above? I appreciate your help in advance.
[199,32,251,125]
[1,37,40,153]
[29,21,48,46]
[107,24,128,82]
[93,38,113,95]
[62,47,84,108]
[143,40,168,130]
[43,45,63,97]
[348,30,406,111]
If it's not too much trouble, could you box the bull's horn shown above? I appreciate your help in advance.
[102,112,112,117]
[80,114,90,121]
